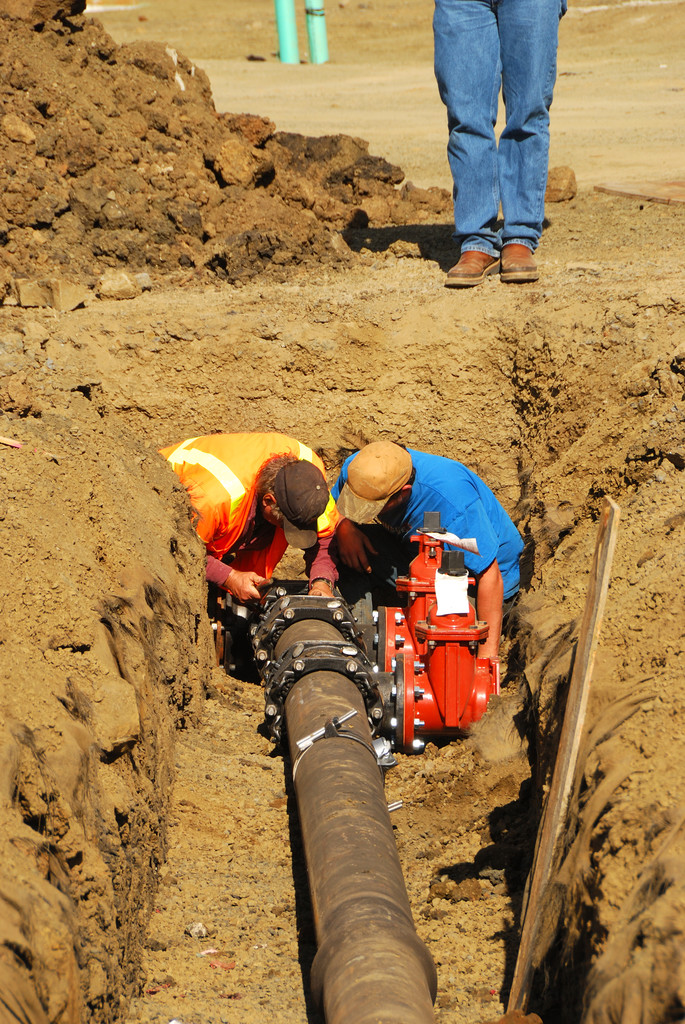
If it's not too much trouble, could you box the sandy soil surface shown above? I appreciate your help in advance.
[89,0,685,190]
[1,2,684,1024]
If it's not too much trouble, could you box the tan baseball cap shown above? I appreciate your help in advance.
[336,442,413,523]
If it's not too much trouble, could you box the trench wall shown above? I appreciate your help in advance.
[0,404,214,1023]
[498,299,685,1023]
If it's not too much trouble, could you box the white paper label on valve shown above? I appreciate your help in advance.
[424,531,480,556]
[434,570,469,616]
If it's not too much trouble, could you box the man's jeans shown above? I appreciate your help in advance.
[434,0,564,257]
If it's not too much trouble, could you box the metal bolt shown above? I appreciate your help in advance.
[391,657,397,671]
[371,707,383,721]
[414,719,425,728]
[342,646,358,656]
[395,634,405,645]
[373,633,379,646]
[414,661,425,672]
[412,739,425,753]
[333,610,344,622]
[372,610,379,623]
[395,611,404,624]
[346,660,358,674]
[284,608,295,620]
[414,687,425,699]
[293,642,304,657]
[390,717,398,729]
[276,587,287,597]
[256,650,268,662]
[265,703,278,717]
[293,659,305,672]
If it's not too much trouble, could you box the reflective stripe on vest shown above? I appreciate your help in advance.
[317,493,337,534]
[165,437,246,502]
[297,442,314,463]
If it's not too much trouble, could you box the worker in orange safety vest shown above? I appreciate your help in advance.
[160,433,340,602]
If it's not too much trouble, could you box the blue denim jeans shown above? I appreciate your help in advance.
[434,0,565,257]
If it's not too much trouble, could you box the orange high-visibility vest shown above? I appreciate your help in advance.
[159,433,338,578]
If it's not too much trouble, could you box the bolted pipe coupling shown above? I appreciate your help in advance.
[251,584,383,743]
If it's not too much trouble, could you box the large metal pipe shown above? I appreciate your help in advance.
[278,619,437,1024]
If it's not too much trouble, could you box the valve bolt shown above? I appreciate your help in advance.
[293,659,305,672]
[333,610,344,622]
[346,660,358,674]
[284,608,295,620]
[256,649,268,662]
[265,703,278,717]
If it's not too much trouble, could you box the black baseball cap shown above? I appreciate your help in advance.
[273,461,329,549]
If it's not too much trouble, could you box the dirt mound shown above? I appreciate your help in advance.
[0,10,449,300]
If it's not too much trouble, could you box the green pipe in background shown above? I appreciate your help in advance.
[274,0,300,63]
[305,0,329,64]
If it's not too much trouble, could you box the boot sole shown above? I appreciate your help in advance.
[500,268,539,283]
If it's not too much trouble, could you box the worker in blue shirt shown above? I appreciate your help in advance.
[332,441,524,659]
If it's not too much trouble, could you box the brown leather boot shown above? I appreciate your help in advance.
[445,250,500,288]
[500,243,539,283]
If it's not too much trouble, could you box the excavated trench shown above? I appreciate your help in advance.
[2,274,683,1024]
[1,10,684,1022]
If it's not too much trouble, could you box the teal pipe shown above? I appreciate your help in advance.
[305,0,329,64]
[274,0,300,63]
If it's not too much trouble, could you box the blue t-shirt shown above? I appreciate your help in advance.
[332,448,524,599]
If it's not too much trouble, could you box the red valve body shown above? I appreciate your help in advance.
[382,532,499,752]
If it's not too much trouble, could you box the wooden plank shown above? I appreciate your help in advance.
[507,497,621,1013]
[594,181,685,205]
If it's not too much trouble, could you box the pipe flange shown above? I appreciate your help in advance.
[263,639,383,743]
[252,593,362,661]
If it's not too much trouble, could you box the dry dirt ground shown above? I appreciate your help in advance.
[1,2,684,1024]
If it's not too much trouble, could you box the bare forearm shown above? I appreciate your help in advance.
[476,560,504,660]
